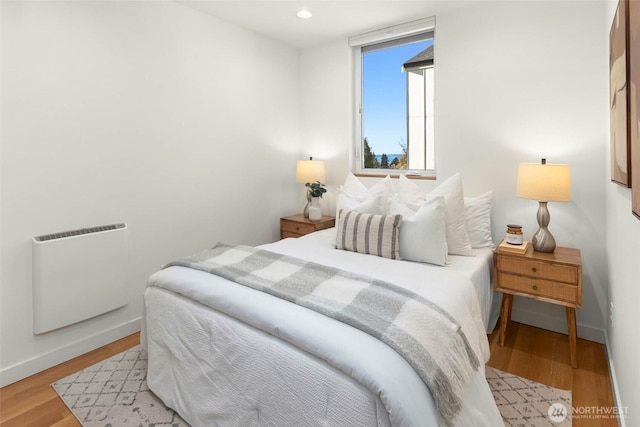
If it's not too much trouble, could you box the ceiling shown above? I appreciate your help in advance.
[178,1,473,49]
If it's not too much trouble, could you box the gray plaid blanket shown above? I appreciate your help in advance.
[165,243,481,425]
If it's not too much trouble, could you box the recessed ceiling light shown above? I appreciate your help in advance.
[296,10,313,19]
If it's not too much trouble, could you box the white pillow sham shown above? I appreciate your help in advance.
[336,173,392,216]
[336,192,383,216]
[426,173,475,256]
[340,172,368,198]
[464,190,495,249]
[389,196,448,266]
[396,174,426,211]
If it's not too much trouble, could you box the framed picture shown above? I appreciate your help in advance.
[610,0,631,187]
[630,0,640,218]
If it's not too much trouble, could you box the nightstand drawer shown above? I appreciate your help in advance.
[497,257,578,284]
[281,221,316,236]
[281,230,303,239]
[496,272,579,306]
[280,214,335,240]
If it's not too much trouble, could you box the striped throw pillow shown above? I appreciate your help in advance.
[335,210,402,259]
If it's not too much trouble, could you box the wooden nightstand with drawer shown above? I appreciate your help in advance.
[494,245,582,368]
[280,214,335,239]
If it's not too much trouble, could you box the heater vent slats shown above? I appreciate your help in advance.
[34,223,125,242]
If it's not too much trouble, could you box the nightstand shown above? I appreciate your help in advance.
[280,214,335,239]
[494,245,582,368]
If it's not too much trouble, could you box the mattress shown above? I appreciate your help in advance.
[143,229,503,426]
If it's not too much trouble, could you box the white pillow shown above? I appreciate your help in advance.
[464,190,495,249]
[389,196,448,266]
[387,195,416,217]
[396,174,426,211]
[336,173,393,215]
[340,172,368,198]
[427,173,475,256]
[366,175,393,206]
[336,192,383,215]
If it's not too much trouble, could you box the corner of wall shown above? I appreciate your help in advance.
[604,329,627,427]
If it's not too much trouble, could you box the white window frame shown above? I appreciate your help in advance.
[350,17,436,178]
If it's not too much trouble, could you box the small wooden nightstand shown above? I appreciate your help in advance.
[494,245,582,368]
[280,214,335,239]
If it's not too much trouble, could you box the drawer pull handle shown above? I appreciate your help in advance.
[531,267,537,273]
[532,285,538,291]
[296,227,300,231]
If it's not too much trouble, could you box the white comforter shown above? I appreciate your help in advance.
[144,230,503,426]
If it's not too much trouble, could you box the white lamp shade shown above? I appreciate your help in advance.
[296,159,326,183]
[516,162,571,202]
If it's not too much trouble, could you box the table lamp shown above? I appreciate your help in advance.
[295,157,326,218]
[516,158,571,253]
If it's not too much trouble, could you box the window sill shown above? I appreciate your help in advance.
[354,172,436,180]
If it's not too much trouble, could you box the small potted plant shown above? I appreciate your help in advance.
[305,181,327,221]
[305,181,327,198]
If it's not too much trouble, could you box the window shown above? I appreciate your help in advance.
[350,18,435,176]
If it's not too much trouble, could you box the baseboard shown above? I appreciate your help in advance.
[510,306,604,344]
[0,317,141,387]
[604,330,627,427]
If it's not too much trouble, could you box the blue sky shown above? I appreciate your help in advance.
[363,39,431,155]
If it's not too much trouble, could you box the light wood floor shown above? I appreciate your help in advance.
[1,323,617,427]
[0,333,140,427]
[488,321,618,427]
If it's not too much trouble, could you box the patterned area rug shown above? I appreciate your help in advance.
[52,346,571,427]
[486,366,572,426]
[52,346,187,426]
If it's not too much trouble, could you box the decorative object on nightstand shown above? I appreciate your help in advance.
[295,157,326,218]
[280,214,335,239]
[516,158,571,253]
[505,224,524,245]
[305,181,327,221]
[308,197,322,221]
[494,244,582,368]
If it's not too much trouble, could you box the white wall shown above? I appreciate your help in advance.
[301,0,608,342]
[299,41,352,217]
[0,1,301,385]
[604,0,640,424]
[438,1,608,344]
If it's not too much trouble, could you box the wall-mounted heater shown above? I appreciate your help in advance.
[32,223,128,334]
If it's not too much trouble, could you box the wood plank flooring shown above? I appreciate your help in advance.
[1,323,617,426]
[488,321,618,427]
[0,333,140,427]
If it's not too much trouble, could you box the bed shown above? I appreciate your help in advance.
[142,172,503,426]
[142,226,503,427]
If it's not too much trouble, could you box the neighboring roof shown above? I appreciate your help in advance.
[402,45,434,71]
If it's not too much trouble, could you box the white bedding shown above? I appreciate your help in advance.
[143,229,503,427]
[288,229,500,334]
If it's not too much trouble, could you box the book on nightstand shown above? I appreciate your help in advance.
[498,239,530,254]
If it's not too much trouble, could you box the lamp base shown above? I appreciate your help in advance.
[532,201,556,253]
[303,191,311,218]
